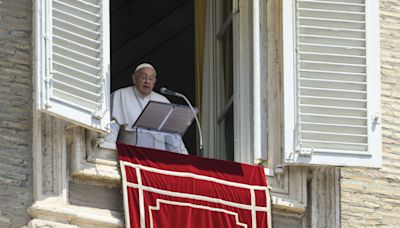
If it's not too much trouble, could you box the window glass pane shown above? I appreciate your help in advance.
[223,26,234,100]
[225,106,234,160]
[220,0,234,160]
[223,0,232,21]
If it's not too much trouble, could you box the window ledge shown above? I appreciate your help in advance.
[28,200,124,227]
[271,195,306,215]
[71,160,121,183]
[98,141,117,151]
[87,144,118,167]
[28,219,79,228]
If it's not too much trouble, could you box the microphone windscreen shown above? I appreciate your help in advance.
[160,87,176,95]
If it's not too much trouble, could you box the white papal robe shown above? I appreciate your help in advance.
[105,86,187,154]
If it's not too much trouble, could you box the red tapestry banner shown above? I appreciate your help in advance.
[118,144,270,228]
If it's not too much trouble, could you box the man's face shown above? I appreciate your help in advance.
[132,67,157,96]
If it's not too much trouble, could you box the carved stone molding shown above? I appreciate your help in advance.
[70,127,120,184]
[29,114,123,227]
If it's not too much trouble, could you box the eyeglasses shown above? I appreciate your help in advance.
[137,74,156,82]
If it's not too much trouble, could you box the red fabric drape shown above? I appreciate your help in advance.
[118,144,269,228]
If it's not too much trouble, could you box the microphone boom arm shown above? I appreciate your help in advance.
[175,92,204,157]
[160,87,204,157]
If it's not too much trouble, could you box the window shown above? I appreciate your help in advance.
[283,0,381,167]
[199,0,253,163]
[218,0,234,161]
[201,0,235,160]
[35,0,380,168]
[109,0,197,154]
[35,0,252,163]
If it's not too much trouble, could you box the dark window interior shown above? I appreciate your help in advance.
[110,0,197,154]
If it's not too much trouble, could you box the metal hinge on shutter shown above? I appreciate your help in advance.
[372,113,381,125]
[299,147,313,157]
[92,78,107,120]
[92,108,108,120]
[44,78,53,109]
[44,32,53,109]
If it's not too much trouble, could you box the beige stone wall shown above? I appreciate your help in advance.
[0,0,33,227]
[341,0,400,227]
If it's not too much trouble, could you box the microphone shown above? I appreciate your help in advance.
[160,87,177,96]
[160,87,204,157]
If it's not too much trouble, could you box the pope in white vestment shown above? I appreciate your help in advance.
[105,63,188,154]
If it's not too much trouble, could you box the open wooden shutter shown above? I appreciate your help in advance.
[36,0,110,132]
[283,0,381,167]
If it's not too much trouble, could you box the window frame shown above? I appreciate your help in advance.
[35,0,262,174]
[232,0,254,164]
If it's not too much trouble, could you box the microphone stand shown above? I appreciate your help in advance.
[161,88,204,157]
